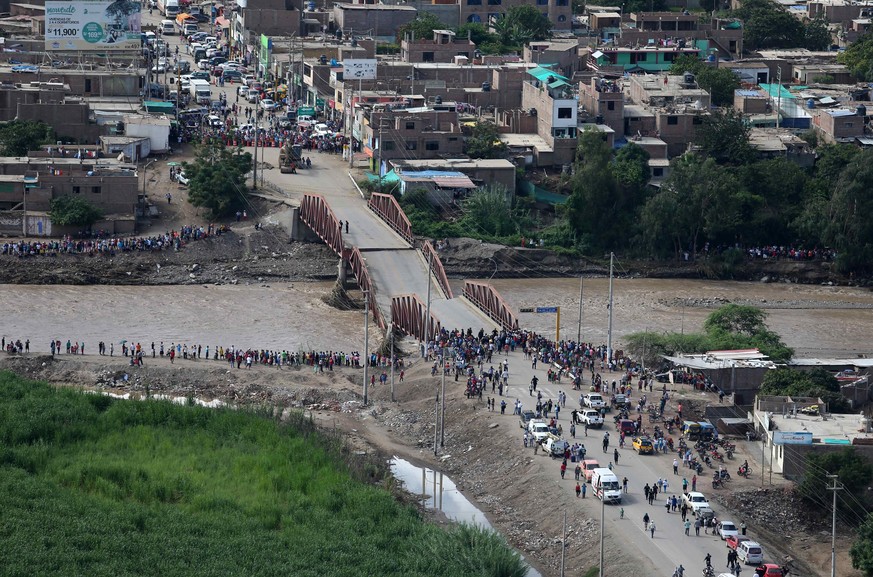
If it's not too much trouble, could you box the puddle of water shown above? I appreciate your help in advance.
[83,389,227,409]
[390,457,543,577]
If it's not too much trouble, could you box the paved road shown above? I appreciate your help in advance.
[466,348,765,577]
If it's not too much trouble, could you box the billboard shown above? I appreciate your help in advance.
[46,0,142,51]
[773,431,814,445]
[343,59,377,81]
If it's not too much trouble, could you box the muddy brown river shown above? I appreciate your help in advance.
[2,279,871,358]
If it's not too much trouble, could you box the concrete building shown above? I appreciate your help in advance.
[100,136,152,163]
[458,0,571,30]
[0,156,138,236]
[524,39,582,79]
[753,395,872,481]
[358,106,465,167]
[390,158,517,195]
[578,76,624,135]
[124,115,172,153]
[748,128,815,167]
[401,29,476,64]
[812,106,869,144]
[587,45,705,74]
[663,349,777,406]
[627,73,710,157]
[334,3,417,37]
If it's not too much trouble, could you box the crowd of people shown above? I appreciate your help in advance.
[1,225,230,257]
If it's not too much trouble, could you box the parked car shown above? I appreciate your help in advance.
[528,420,550,442]
[717,520,739,541]
[190,71,209,80]
[580,409,603,429]
[736,541,764,565]
[544,437,569,458]
[207,114,223,127]
[222,70,242,82]
[753,564,785,577]
[176,172,189,186]
[582,393,605,409]
[242,74,255,86]
[247,89,260,103]
[238,84,250,96]
[581,459,600,482]
[193,12,210,22]
[519,410,537,429]
[617,419,637,435]
[632,436,654,454]
[682,491,711,514]
[725,535,751,551]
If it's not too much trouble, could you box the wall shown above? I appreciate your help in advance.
[16,102,101,144]
[334,5,417,36]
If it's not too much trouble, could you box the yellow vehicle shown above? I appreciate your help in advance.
[633,436,654,455]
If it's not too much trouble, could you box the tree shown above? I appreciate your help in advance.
[804,16,832,50]
[621,0,667,13]
[48,195,103,227]
[669,54,705,76]
[702,304,793,360]
[493,5,552,48]
[735,158,809,246]
[183,138,252,217]
[641,155,741,259]
[799,449,872,514]
[465,121,507,159]
[693,108,755,165]
[851,513,873,576]
[821,149,873,272]
[839,31,873,80]
[759,368,850,412]
[396,13,445,43]
[458,185,526,238]
[456,22,496,46]
[734,0,805,50]
[0,120,53,156]
[696,67,741,107]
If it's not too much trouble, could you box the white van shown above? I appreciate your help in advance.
[187,78,209,96]
[160,20,175,35]
[590,468,622,504]
[736,541,764,565]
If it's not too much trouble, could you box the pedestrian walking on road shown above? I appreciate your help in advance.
[614,448,620,465]
[649,521,656,538]
[581,483,587,498]
[643,513,650,530]
[570,423,575,438]
[673,458,679,475]
[692,474,697,492]
[560,462,566,479]
[682,477,688,492]
[623,477,628,493]
[644,483,651,501]
[574,464,581,480]
[740,521,747,535]
[694,518,702,536]
[733,564,742,577]
[576,483,581,498]
[684,519,691,535]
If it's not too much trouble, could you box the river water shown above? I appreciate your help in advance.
[1,279,871,357]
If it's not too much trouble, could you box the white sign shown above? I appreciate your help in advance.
[46,0,142,51]
[773,431,813,445]
[343,59,377,80]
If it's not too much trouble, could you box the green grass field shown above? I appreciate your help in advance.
[0,372,527,577]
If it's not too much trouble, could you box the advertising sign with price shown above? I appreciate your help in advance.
[46,0,142,51]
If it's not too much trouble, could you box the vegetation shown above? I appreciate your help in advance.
[0,372,528,576]
[48,195,103,227]
[799,449,872,515]
[669,55,741,107]
[623,304,793,363]
[465,121,508,159]
[734,0,830,50]
[758,368,850,412]
[839,31,873,80]
[0,119,53,156]
[493,5,553,48]
[851,513,873,575]
[183,137,252,218]
[396,12,447,44]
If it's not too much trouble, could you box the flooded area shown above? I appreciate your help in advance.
[1,278,871,358]
[390,457,544,577]
[0,282,366,354]
[483,278,873,358]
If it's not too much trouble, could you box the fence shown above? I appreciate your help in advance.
[462,281,518,331]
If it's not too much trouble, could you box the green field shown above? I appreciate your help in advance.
[0,372,527,577]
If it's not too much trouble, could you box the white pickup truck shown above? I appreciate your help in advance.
[579,409,604,429]
[582,393,605,409]
[528,419,550,442]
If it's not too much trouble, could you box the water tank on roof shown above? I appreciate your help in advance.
[547,75,556,84]
[684,72,695,84]
[678,39,686,48]
[330,58,338,66]
[858,104,867,117]
[319,54,327,65]
[807,98,816,109]
[307,0,315,10]
[707,54,716,62]
[481,81,491,92]
[435,95,443,104]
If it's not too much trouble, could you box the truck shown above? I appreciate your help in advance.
[591,468,622,504]
[157,0,179,17]
[187,78,208,97]
[528,419,550,443]
[582,393,605,409]
[579,409,604,429]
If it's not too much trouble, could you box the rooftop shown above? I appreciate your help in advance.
[392,158,516,170]
[757,396,870,443]
[664,349,777,370]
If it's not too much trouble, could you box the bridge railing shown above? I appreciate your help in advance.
[463,281,518,331]
[299,193,344,256]
[368,192,414,246]
[348,246,385,330]
[391,294,442,341]
[421,240,454,299]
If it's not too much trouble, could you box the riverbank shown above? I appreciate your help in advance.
[0,352,859,577]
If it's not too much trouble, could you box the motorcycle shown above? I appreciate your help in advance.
[711,450,724,463]
[726,448,734,460]
[703,566,715,577]
[738,465,752,478]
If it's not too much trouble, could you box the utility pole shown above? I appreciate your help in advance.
[423,249,434,350]
[363,290,370,405]
[389,318,395,402]
[607,252,614,365]
[576,276,583,344]
[776,65,783,130]
[560,510,567,577]
[434,347,442,456]
[252,98,259,190]
[827,474,842,577]
[440,345,447,447]
[599,481,605,577]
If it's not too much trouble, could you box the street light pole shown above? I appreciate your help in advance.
[389,318,395,402]
[599,484,605,577]
[576,276,583,344]
[827,474,842,577]
[363,290,370,405]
